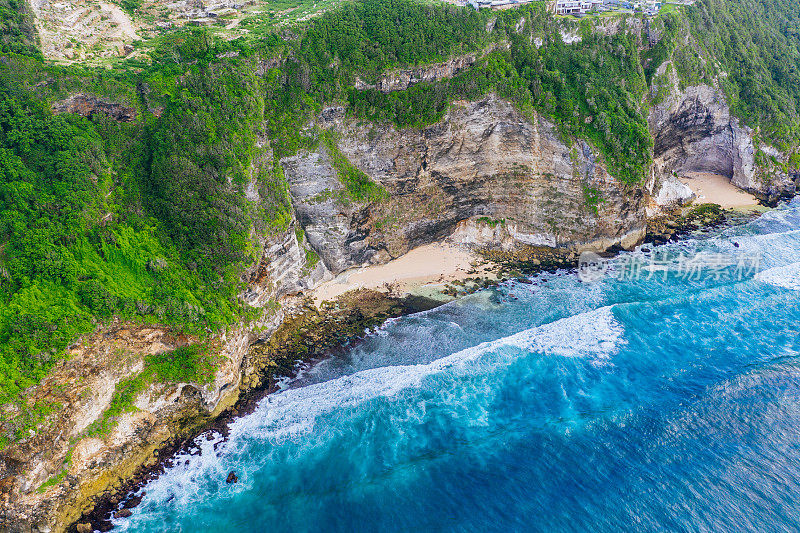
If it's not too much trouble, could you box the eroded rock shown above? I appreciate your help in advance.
[52,93,137,123]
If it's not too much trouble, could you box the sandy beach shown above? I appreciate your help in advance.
[679,172,759,209]
[312,243,496,305]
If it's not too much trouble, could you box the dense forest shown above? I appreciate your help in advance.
[1,0,799,444]
[0,0,39,58]
[686,0,800,149]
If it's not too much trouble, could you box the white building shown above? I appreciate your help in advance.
[553,0,601,15]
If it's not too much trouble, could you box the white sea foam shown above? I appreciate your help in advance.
[113,431,230,528]
[756,262,800,291]
[228,306,624,440]
[120,306,625,519]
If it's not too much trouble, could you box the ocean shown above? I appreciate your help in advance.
[115,198,800,532]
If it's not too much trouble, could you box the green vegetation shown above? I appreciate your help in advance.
[305,247,321,269]
[321,130,388,202]
[300,0,488,84]
[85,344,214,437]
[37,447,73,493]
[0,0,40,59]
[0,399,61,448]
[477,217,506,228]
[0,32,271,411]
[341,4,652,183]
[504,11,651,183]
[1,0,799,445]
[583,185,603,215]
[115,0,142,16]
[649,0,800,150]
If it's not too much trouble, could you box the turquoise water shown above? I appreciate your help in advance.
[117,199,800,532]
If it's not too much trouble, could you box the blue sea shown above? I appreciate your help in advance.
[116,199,800,532]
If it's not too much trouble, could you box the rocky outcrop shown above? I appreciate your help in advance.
[648,63,795,204]
[0,221,319,532]
[282,149,378,274]
[53,93,137,123]
[283,94,646,277]
[650,84,750,181]
[355,52,479,93]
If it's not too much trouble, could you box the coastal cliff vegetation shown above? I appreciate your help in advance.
[1,0,799,446]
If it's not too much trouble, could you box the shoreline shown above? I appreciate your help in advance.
[312,242,498,306]
[68,199,780,532]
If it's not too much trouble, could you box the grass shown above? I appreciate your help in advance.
[305,247,320,268]
[476,216,506,228]
[583,185,603,215]
[37,447,73,493]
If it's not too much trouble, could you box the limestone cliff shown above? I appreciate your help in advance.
[0,225,311,532]
[284,94,646,276]
[2,80,797,533]
[647,61,797,207]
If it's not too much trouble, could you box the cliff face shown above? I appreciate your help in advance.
[3,81,796,533]
[52,93,137,123]
[283,94,646,275]
[354,52,480,93]
[0,227,314,533]
[647,62,797,206]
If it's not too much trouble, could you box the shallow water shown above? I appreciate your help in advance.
[117,199,800,532]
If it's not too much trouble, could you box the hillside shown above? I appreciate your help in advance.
[1,0,799,530]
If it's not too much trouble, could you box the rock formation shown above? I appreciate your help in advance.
[355,52,480,93]
[52,93,137,123]
[3,74,797,533]
[284,94,646,276]
[648,62,796,205]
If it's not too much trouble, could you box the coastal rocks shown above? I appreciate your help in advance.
[52,93,137,122]
[226,471,238,484]
[243,291,407,391]
[644,203,757,246]
[0,229,313,532]
[242,225,319,306]
[480,246,580,276]
[650,175,695,212]
[281,149,376,275]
